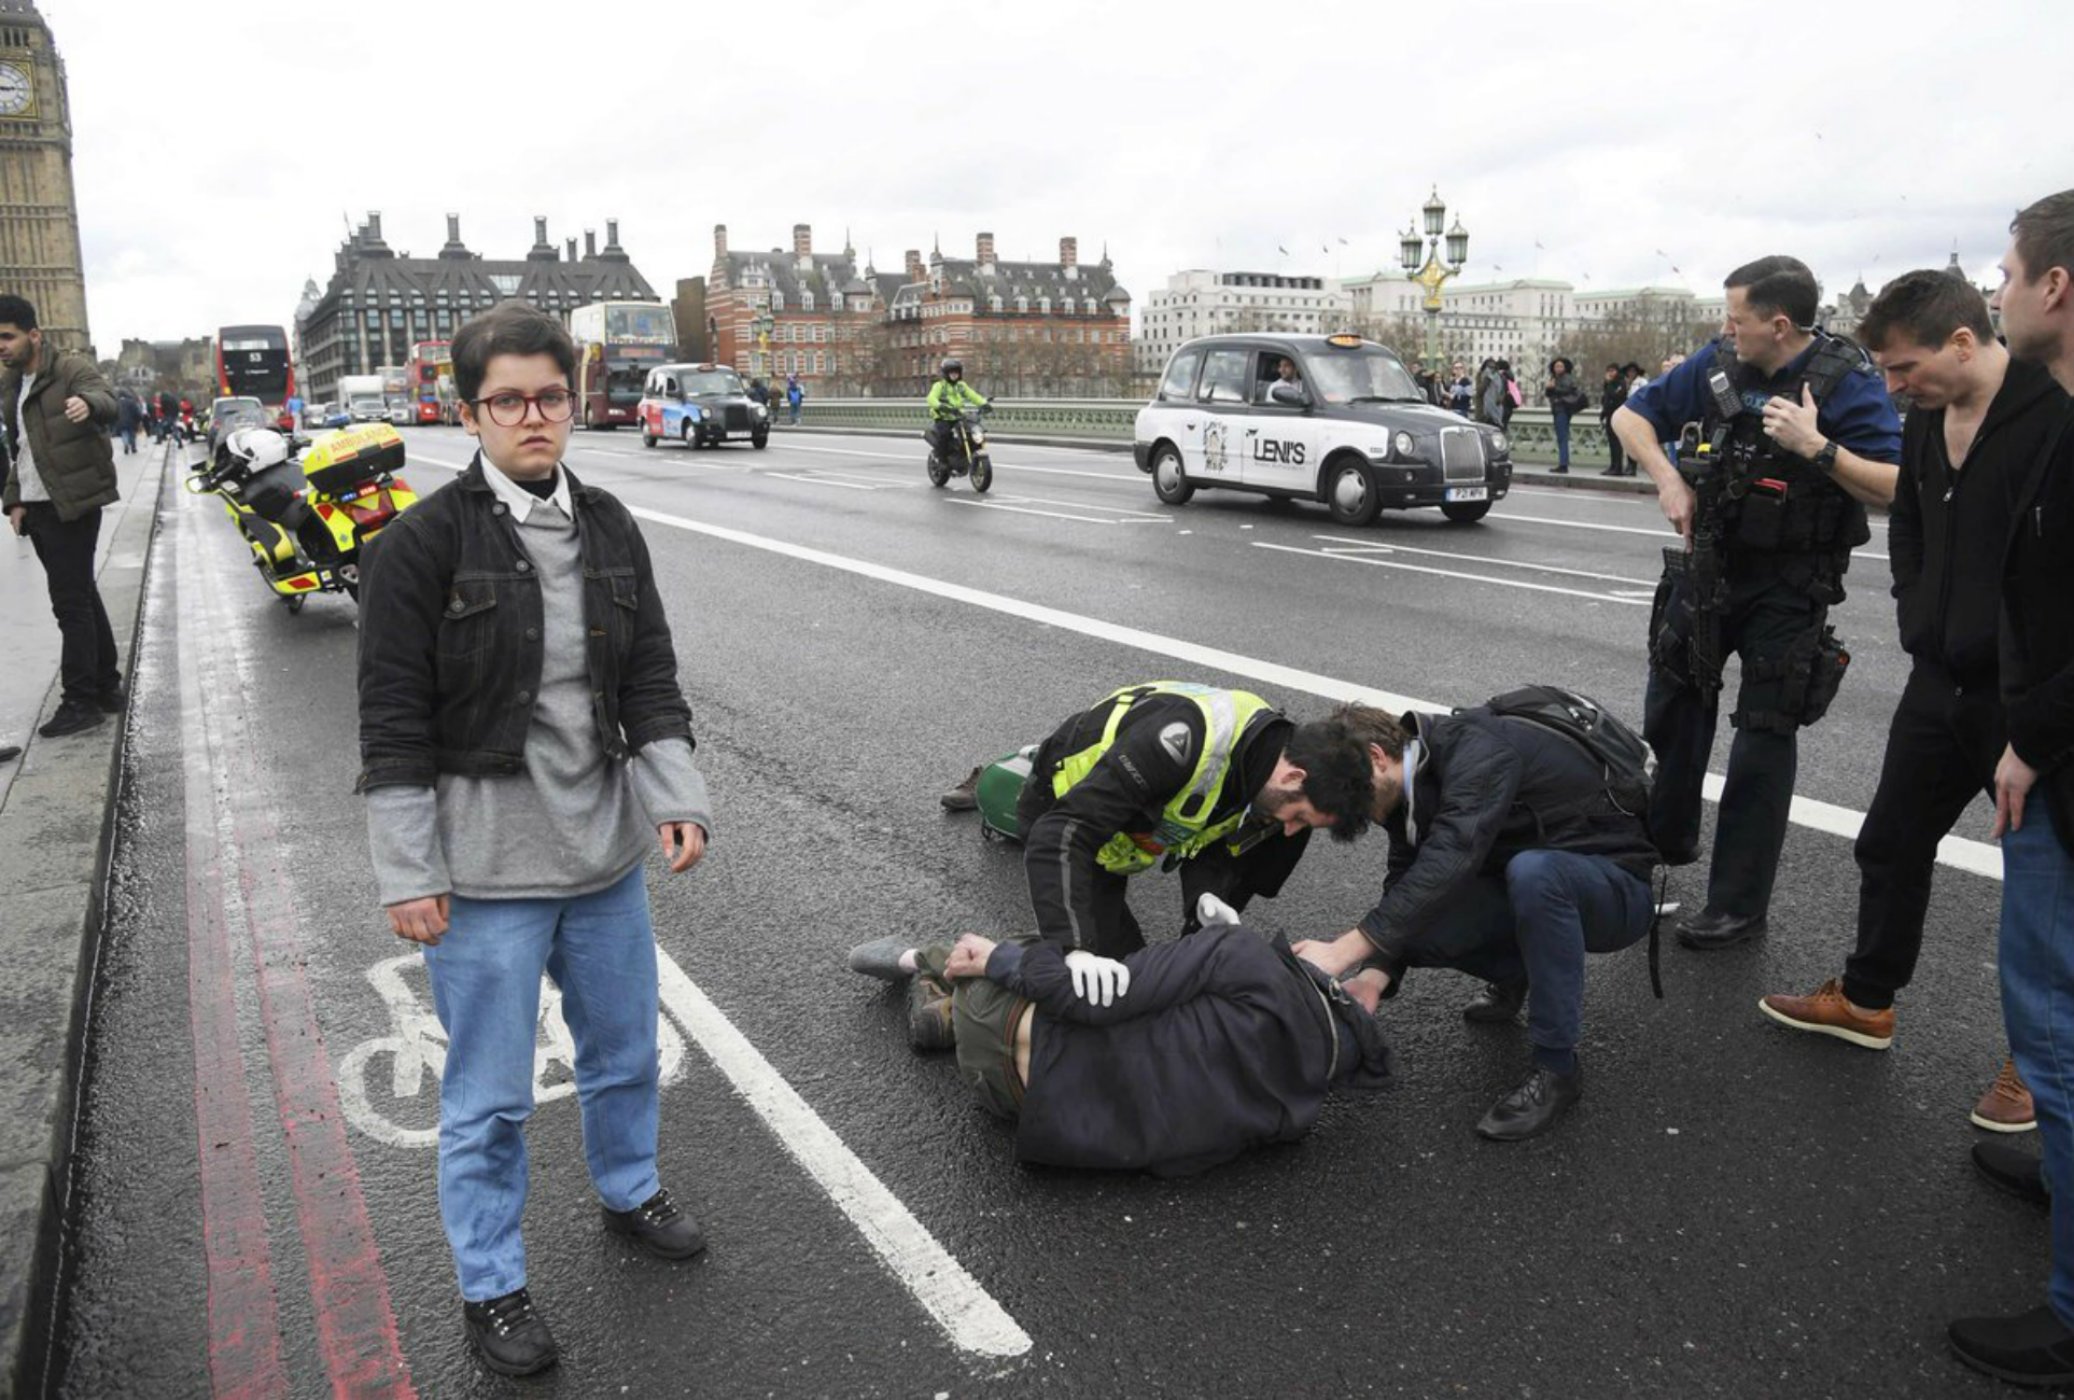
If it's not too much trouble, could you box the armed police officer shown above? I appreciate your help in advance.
[1613,256,1902,951]
[947,682,1375,1004]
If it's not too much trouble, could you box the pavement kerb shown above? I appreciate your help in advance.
[0,439,172,1400]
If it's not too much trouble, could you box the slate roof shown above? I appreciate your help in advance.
[306,217,658,327]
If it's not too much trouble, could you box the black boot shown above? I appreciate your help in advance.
[1949,1305,2074,1387]
[603,1186,707,1261]
[940,766,982,811]
[1674,909,1767,951]
[463,1288,559,1377]
[1463,979,1528,1024]
[1475,1063,1583,1141]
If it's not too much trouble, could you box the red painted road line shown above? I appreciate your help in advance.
[182,503,416,1396]
[176,555,292,1396]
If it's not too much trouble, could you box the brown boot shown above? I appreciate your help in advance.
[1972,1058,2037,1134]
[940,766,982,812]
[907,975,956,1051]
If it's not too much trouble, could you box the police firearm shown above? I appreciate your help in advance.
[1612,255,1902,952]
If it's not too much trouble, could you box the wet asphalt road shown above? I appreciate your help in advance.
[44,426,2044,1398]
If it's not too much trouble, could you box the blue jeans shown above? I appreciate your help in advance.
[1999,800,2074,1326]
[1552,410,1573,468]
[1394,850,1653,1059]
[421,864,663,1301]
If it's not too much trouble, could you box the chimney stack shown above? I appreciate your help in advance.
[976,231,995,268]
[1060,236,1078,268]
[714,223,728,257]
[606,218,620,248]
[566,237,577,261]
[533,215,548,246]
[446,213,459,244]
[368,211,383,241]
[793,223,813,261]
[585,228,597,259]
[905,248,924,283]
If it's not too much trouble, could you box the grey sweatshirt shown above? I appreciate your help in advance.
[365,475,711,905]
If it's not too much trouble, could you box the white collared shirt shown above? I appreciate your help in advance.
[1399,737,1425,845]
[478,451,570,524]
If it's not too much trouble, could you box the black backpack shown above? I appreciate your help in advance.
[1464,685,1667,995]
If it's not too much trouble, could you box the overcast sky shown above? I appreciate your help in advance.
[48,0,2070,347]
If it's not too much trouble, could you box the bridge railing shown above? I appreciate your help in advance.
[782,399,1597,465]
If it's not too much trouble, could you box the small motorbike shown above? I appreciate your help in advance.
[186,423,418,611]
[924,405,993,494]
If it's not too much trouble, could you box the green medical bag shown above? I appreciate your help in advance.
[976,747,1037,841]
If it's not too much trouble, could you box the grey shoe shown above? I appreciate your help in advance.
[848,936,914,983]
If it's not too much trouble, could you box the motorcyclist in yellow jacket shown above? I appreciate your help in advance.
[925,358,988,462]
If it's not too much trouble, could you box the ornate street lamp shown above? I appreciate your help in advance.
[750,309,774,377]
[1403,187,1469,369]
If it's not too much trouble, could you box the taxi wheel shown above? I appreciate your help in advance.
[1440,500,1493,524]
[1325,460,1379,526]
[752,432,770,450]
[1152,445,1193,505]
[683,422,700,449]
[642,428,657,448]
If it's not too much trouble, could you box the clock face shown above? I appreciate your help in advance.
[0,63,30,117]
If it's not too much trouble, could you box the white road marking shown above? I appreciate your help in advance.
[652,956,1032,1359]
[1309,533,1656,587]
[776,440,1143,484]
[1491,510,1889,562]
[1253,541,1651,606]
[610,505,2002,882]
[768,471,878,491]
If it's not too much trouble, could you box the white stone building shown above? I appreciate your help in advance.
[1133,269,1352,375]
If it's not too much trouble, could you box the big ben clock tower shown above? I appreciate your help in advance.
[0,0,91,355]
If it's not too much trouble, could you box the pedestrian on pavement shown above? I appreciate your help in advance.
[785,372,803,425]
[1615,257,1902,953]
[1,295,125,739]
[1544,356,1588,474]
[1448,360,1474,416]
[1948,187,2074,1389]
[1599,363,1630,475]
[1291,692,1660,1141]
[940,682,1374,1004]
[355,302,714,1379]
[1479,360,1509,426]
[843,911,1393,1176]
[1757,270,2066,1133]
[114,388,142,455]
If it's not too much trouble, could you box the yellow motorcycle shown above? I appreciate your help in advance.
[187,422,419,611]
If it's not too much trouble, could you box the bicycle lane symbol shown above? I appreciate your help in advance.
[337,951,689,1149]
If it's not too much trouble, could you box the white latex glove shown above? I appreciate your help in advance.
[1195,893,1241,929]
[1063,949,1131,1006]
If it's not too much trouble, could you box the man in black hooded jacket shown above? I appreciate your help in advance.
[848,918,1392,1177]
[1293,699,1658,1141]
[1759,273,2067,1138]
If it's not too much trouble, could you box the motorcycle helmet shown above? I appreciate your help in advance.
[227,426,290,470]
[940,358,963,379]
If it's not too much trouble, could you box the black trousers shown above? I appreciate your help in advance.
[25,503,119,706]
[1841,664,2002,1009]
[1602,416,1624,474]
[1644,557,1831,919]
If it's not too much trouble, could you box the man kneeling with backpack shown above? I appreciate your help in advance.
[1293,689,1660,1141]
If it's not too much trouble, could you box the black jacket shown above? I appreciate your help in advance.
[1357,710,1657,962]
[2002,406,2074,854]
[1599,376,1628,419]
[355,455,693,792]
[987,927,1392,1177]
[1019,693,1298,949]
[1890,358,2066,687]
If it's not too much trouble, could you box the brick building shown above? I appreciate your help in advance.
[298,212,658,404]
[705,224,1132,399]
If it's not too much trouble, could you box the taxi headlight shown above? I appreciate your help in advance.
[1393,430,1416,459]
[751,403,768,417]
[1490,431,1509,454]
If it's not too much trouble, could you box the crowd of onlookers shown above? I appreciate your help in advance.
[1411,353,1680,475]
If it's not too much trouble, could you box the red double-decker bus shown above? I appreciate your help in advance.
[405,340,450,425]
[215,324,297,430]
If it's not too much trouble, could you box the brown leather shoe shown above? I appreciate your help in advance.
[940,766,982,812]
[1972,1058,2037,1134]
[1757,978,1894,1050]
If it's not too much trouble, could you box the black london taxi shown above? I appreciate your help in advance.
[638,362,770,451]
[1131,333,1512,523]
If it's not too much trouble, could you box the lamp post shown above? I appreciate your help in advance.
[750,308,775,381]
[1398,186,1470,371]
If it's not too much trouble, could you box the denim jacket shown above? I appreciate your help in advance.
[355,456,693,792]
